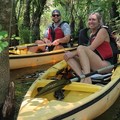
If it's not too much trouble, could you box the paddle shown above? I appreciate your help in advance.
[36,62,120,97]
[9,43,52,50]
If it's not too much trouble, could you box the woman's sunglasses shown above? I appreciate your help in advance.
[52,14,60,17]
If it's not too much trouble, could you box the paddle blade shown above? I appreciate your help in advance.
[36,79,70,97]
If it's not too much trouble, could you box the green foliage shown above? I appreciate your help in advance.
[14,0,120,42]
[11,34,21,41]
[0,31,8,53]
[19,26,31,44]
[110,18,120,33]
[40,9,52,38]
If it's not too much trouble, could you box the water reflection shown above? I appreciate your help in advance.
[10,64,52,81]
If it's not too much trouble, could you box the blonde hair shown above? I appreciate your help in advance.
[89,12,103,26]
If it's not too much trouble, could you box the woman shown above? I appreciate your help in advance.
[64,12,114,84]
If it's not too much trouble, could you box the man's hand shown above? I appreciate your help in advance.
[52,39,60,46]
[43,38,52,46]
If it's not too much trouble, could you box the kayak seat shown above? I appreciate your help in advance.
[91,73,112,85]
[63,68,112,85]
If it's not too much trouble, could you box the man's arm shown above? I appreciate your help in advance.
[53,35,70,44]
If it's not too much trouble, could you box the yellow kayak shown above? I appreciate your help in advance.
[17,59,120,120]
[9,44,77,70]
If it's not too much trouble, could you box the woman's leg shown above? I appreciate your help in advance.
[65,45,112,84]
[77,46,92,83]
[71,45,112,83]
[77,46,112,74]
[64,51,91,83]
[65,56,83,76]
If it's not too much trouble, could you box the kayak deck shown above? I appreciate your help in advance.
[17,60,120,120]
[30,80,102,103]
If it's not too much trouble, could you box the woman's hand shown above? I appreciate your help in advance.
[64,51,75,61]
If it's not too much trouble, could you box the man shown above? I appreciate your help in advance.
[29,9,71,53]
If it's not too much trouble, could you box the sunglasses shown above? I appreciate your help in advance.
[52,14,60,17]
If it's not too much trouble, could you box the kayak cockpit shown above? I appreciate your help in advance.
[30,80,102,103]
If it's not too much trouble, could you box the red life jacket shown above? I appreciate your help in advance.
[47,23,65,42]
[90,28,113,60]
[91,38,113,59]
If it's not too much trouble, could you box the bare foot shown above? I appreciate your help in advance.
[81,77,92,84]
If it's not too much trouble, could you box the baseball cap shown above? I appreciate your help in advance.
[52,9,61,15]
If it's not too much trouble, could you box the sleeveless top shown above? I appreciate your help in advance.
[90,27,113,60]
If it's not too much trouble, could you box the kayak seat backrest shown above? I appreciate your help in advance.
[91,73,112,85]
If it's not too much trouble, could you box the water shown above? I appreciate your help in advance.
[10,64,120,120]
[95,96,120,120]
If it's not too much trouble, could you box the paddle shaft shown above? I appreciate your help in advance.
[37,62,120,96]
[9,43,52,50]
[77,62,120,81]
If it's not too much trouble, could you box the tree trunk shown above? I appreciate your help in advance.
[0,49,14,120]
[0,1,11,31]
[0,49,9,113]
[23,0,32,29]
[109,2,120,30]
[22,0,32,43]
[0,0,15,119]
[31,0,47,42]
[31,7,41,42]
[110,2,119,19]
[9,0,19,46]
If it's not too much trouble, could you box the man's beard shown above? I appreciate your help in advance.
[53,19,61,23]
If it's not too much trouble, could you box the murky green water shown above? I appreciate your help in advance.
[10,64,120,120]
[95,96,120,120]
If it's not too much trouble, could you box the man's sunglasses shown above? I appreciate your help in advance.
[52,14,60,17]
